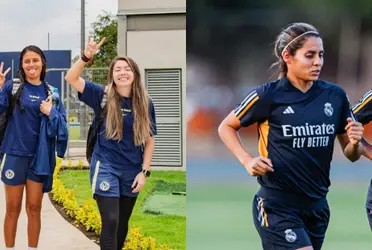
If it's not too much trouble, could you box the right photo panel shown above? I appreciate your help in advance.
[187,1,372,249]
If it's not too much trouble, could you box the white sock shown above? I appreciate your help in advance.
[28,248,37,250]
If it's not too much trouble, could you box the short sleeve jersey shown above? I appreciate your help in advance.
[233,76,351,199]
[352,90,372,125]
[78,80,157,168]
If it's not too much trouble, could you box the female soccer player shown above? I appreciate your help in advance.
[351,90,372,231]
[0,45,66,250]
[65,37,157,250]
[218,22,364,250]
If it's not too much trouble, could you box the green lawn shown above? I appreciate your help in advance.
[59,170,186,250]
[144,194,186,216]
[68,126,80,140]
[187,182,372,250]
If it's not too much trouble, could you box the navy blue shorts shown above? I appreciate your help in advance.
[90,154,142,198]
[252,187,330,250]
[366,179,372,231]
[0,153,45,185]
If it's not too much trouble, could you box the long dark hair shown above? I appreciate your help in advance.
[14,46,48,112]
[272,22,320,78]
[18,45,47,82]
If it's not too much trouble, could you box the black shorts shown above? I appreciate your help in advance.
[366,179,372,231]
[252,187,330,250]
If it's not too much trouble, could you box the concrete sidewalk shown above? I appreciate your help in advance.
[0,184,99,249]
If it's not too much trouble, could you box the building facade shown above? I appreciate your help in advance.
[117,0,186,169]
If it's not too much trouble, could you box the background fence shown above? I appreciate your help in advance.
[46,68,109,159]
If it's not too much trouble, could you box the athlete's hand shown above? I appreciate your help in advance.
[83,36,105,59]
[40,96,53,116]
[345,118,364,145]
[244,156,274,176]
[0,62,11,88]
[132,171,146,193]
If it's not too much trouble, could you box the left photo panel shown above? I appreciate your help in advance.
[0,0,186,249]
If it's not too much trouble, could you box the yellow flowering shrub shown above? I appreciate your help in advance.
[124,228,172,250]
[51,158,172,250]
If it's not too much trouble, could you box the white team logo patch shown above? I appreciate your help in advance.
[5,170,15,180]
[285,229,297,243]
[99,181,110,191]
[324,103,333,117]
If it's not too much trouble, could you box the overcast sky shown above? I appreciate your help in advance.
[0,0,117,58]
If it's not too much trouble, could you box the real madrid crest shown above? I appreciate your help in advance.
[284,229,297,243]
[324,102,333,117]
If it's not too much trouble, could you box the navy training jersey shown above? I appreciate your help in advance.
[351,90,372,125]
[79,80,157,168]
[0,80,50,156]
[234,76,351,199]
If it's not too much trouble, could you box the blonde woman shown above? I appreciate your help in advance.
[65,37,157,250]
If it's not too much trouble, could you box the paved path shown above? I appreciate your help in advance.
[0,184,99,249]
[0,145,182,249]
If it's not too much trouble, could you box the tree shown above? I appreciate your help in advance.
[77,11,118,139]
[72,55,80,64]
[88,11,118,68]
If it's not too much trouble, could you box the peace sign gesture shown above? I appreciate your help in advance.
[0,62,11,88]
[83,36,105,59]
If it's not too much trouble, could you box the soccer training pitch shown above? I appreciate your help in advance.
[187,154,372,250]
[187,182,372,250]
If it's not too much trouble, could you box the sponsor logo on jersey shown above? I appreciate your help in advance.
[282,123,335,148]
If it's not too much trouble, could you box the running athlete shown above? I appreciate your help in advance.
[351,91,372,231]
[0,46,66,250]
[65,37,157,250]
[218,22,364,250]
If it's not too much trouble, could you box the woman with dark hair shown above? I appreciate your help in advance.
[218,22,365,250]
[65,37,157,250]
[0,45,67,250]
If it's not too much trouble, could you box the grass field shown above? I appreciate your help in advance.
[68,126,80,140]
[187,182,372,250]
[59,170,186,250]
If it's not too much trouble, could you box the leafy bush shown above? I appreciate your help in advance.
[51,158,173,250]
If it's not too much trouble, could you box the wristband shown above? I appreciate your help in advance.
[81,54,91,63]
